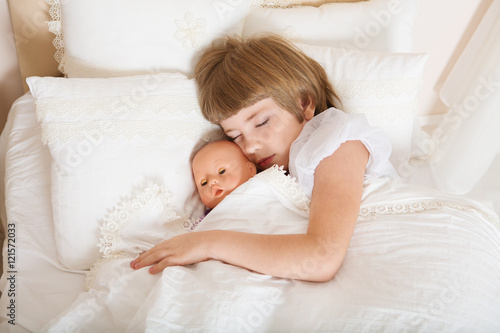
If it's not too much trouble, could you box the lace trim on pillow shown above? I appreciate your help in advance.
[259,165,310,211]
[46,0,65,74]
[96,184,180,259]
[85,184,184,289]
[359,199,500,226]
[85,253,131,290]
[333,77,423,100]
[35,95,201,122]
[40,121,224,145]
[343,102,417,123]
[252,0,302,8]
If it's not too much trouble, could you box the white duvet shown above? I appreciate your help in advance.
[42,166,500,332]
[2,94,500,332]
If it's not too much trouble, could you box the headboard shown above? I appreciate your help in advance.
[8,0,61,92]
[8,0,365,92]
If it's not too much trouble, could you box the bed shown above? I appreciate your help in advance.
[1,0,500,332]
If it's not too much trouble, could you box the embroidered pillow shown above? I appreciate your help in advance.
[28,73,222,269]
[296,44,428,175]
[243,0,418,53]
[48,0,251,77]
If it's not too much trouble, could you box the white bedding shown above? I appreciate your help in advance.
[123,176,500,332]
[0,94,86,332]
[2,94,500,332]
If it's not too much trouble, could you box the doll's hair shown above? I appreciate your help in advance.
[195,33,340,124]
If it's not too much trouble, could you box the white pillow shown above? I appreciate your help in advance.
[243,0,417,53]
[55,0,251,77]
[27,73,222,269]
[296,44,428,174]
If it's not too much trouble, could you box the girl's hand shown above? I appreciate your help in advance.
[130,231,213,274]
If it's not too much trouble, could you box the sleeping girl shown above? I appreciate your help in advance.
[130,33,398,281]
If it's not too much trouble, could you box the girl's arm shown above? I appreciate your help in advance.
[131,140,368,282]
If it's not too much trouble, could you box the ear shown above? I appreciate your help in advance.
[247,161,257,176]
[300,96,315,121]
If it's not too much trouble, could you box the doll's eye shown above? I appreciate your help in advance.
[218,168,225,175]
[200,179,208,186]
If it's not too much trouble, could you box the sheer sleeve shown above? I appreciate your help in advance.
[289,108,397,197]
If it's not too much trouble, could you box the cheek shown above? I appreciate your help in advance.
[255,126,278,144]
[226,175,239,190]
[271,117,290,134]
[198,188,210,200]
[200,193,213,208]
[272,117,301,142]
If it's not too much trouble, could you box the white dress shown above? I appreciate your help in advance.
[289,107,397,197]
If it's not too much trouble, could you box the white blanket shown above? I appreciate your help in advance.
[41,165,500,332]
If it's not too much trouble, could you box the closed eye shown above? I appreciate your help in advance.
[218,168,225,175]
[230,134,241,142]
[256,119,269,128]
[200,179,207,186]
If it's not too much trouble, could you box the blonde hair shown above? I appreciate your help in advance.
[195,34,339,124]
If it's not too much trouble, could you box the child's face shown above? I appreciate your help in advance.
[220,98,314,172]
[192,141,257,209]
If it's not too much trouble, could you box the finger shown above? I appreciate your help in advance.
[148,264,161,274]
[130,241,171,268]
[133,250,170,270]
[130,248,153,268]
[130,256,140,268]
[130,253,147,269]
[149,256,178,274]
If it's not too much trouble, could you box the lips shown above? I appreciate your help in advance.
[257,155,274,169]
[212,187,224,197]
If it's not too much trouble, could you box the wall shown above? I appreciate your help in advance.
[0,0,23,132]
[0,0,494,133]
[412,0,492,123]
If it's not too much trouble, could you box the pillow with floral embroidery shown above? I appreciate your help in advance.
[51,0,251,77]
[27,73,222,269]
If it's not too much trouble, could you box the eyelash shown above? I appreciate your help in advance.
[229,118,268,141]
[256,119,269,128]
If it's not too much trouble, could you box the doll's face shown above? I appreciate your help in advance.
[192,141,257,209]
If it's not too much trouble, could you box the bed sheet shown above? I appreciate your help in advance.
[0,93,86,332]
[468,153,500,216]
[130,179,500,332]
[1,94,500,332]
[39,167,500,332]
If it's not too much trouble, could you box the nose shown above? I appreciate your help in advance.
[244,137,261,155]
